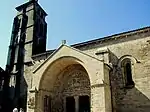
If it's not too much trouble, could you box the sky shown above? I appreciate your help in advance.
[0,0,150,69]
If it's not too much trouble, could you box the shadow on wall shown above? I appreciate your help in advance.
[20,76,28,112]
[117,87,150,112]
[3,76,28,112]
[109,51,150,112]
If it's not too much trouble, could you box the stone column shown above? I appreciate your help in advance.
[91,85,105,112]
[74,96,79,112]
[63,97,66,112]
[27,88,38,112]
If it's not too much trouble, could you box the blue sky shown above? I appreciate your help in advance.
[0,0,150,69]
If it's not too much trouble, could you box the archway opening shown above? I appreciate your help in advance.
[52,64,91,112]
[39,57,91,112]
[121,58,135,88]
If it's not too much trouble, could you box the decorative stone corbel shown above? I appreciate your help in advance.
[28,87,38,109]
[95,47,109,55]
[28,97,35,109]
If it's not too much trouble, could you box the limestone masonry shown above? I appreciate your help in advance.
[1,0,150,112]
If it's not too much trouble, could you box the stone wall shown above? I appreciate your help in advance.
[24,28,150,112]
[76,30,150,111]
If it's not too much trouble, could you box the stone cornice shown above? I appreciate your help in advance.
[71,26,150,48]
[16,0,47,16]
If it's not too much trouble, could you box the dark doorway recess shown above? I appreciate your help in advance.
[66,96,75,112]
[79,95,90,112]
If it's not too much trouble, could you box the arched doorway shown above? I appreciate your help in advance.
[52,64,90,112]
[31,45,109,112]
[38,57,91,112]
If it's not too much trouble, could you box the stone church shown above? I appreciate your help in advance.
[2,0,150,112]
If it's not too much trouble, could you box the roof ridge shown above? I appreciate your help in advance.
[71,26,150,47]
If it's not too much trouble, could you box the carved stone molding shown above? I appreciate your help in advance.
[28,97,35,109]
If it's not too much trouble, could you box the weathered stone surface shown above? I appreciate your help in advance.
[24,29,150,112]
[15,4,150,111]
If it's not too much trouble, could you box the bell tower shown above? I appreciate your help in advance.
[15,0,47,63]
[4,0,47,111]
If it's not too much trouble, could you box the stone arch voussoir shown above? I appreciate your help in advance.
[38,56,92,91]
[118,55,139,67]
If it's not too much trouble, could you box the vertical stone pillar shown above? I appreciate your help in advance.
[27,88,38,112]
[74,96,79,112]
[91,86,105,112]
[63,97,66,112]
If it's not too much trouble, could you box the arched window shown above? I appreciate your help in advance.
[121,59,134,88]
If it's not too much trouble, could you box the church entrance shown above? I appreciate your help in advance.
[32,48,109,112]
[51,64,91,112]
[66,96,75,112]
[79,96,90,112]
[65,95,90,112]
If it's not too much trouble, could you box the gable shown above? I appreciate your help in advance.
[33,45,103,73]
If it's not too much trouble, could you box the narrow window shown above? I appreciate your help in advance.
[124,61,134,88]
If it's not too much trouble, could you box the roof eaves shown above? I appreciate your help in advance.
[71,26,150,48]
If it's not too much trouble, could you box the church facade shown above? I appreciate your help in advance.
[3,0,150,112]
